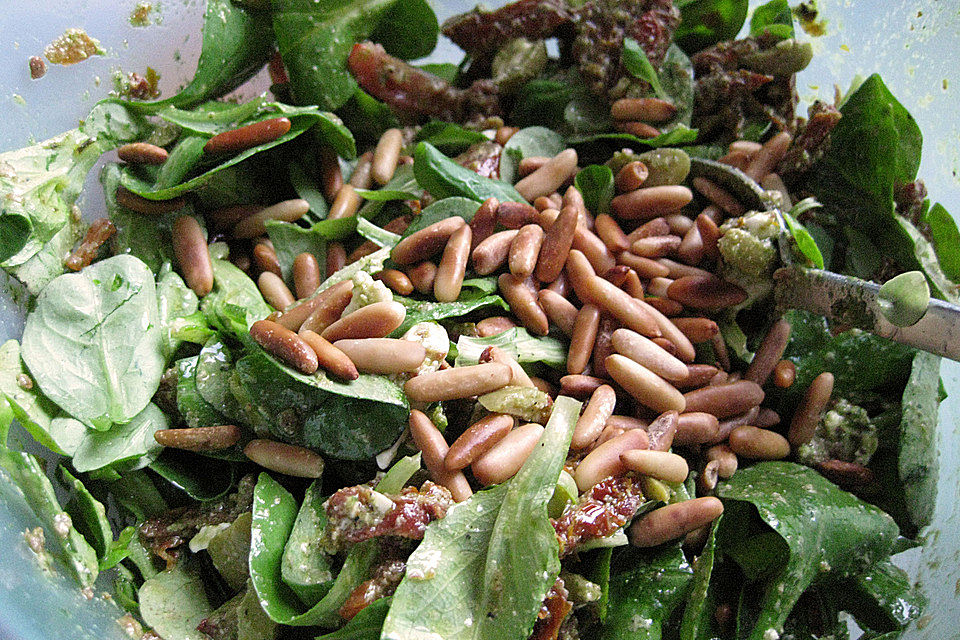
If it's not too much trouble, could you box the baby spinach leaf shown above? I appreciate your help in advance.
[176,356,226,429]
[622,38,668,100]
[395,294,508,337]
[316,596,391,639]
[155,135,209,190]
[196,337,244,422]
[59,466,112,561]
[71,403,169,473]
[923,202,960,282]
[679,518,721,640]
[369,0,438,60]
[102,164,179,273]
[288,157,331,222]
[99,525,136,572]
[281,479,334,606]
[382,395,582,640]
[895,350,941,533]
[400,197,481,239]
[157,264,202,357]
[749,0,794,39]
[890,215,959,303]
[674,0,749,54]
[156,97,270,135]
[202,258,272,334]
[356,218,402,248]
[336,89,401,145]
[149,449,236,502]
[138,558,214,640]
[355,188,421,203]
[601,544,694,640]
[510,79,573,131]
[500,126,566,185]
[836,560,925,634]
[207,511,253,593]
[416,121,489,155]
[414,142,526,203]
[782,210,825,268]
[568,125,699,150]
[716,462,899,640]
[455,327,567,369]
[21,255,165,430]
[0,339,62,453]
[378,452,422,493]
[574,165,615,217]
[265,220,328,289]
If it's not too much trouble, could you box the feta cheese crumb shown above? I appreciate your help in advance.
[342,271,392,316]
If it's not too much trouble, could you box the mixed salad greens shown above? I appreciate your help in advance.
[0,1,955,639]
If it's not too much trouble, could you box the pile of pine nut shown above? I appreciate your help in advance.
[114,116,842,548]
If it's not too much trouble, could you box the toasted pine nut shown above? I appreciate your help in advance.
[207,204,262,232]
[615,161,649,192]
[472,229,518,275]
[729,425,790,460]
[761,172,792,208]
[610,97,677,123]
[250,320,318,374]
[711,332,731,371]
[581,274,660,337]
[375,269,414,295]
[628,217,672,242]
[647,410,680,451]
[635,298,696,363]
[258,272,296,310]
[611,186,693,220]
[115,187,186,216]
[292,252,321,299]
[170,215,213,297]
[675,364,719,390]
[815,459,876,491]
[610,328,688,383]
[476,316,516,337]
[617,252,672,279]
[667,275,748,311]
[671,317,719,343]
[651,337,678,357]
[644,296,682,317]
[328,184,362,220]
[445,414,514,471]
[333,338,425,374]
[514,149,578,201]
[788,371,834,448]
[698,460,720,494]
[326,242,346,277]
[372,128,403,185]
[538,289,578,336]
[520,157,550,178]
[589,315,615,378]
[347,240,380,264]
[321,300,405,342]
[232,198,310,239]
[348,151,374,189]
[606,354,685,414]
[298,329,359,380]
[562,185,590,223]
[623,269,645,298]
[244,439,324,478]
[573,225,617,274]
[529,377,555,396]
[567,304,600,374]
[252,242,282,278]
[692,177,744,216]
[719,149,753,171]
[434,224,472,302]
[205,117,291,155]
[729,140,762,154]
[560,374,606,399]
[773,360,796,388]
[65,218,117,272]
[154,425,242,452]
[470,197,499,249]
[696,212,721,260]
[674,412,721,446]
[606,414,650,431]
[495,125,519,146]
[756,407,781,429]
[574,428,648,492]
[408,410,472,502]
[706,444,738,478]
[498,274,549,336]
[572,384,617,450]
[621,449,688,483]
[480,346,535,388]
[646,276,673,298]
[279,279,353,332]
[318,147,343,202]
[545,271,570,296]
[744,319,792,385]
[405,362,512,402]
[535,205,578,282]
[632,235,681,259]
[683,380,764,419]
[629,497,724,547]
[604,264,632,288]
[616,121,661,138]
[497,201,540,229]
[117,142,168,165]
[406,261,438,294]
[716,406,759,442]
[658,258,713,280]
[472,423,545,486]
[392,216,466,265]
[745,130,792,181]
[509,224,544,279]
[677,224,704,265]
[594,214,630,253]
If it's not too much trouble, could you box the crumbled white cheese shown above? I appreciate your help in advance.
[342,270,392,316]
[189,522,232,553]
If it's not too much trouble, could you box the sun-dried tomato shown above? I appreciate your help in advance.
[553,475,644,556]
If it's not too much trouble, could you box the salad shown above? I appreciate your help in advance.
[0,1,955,639]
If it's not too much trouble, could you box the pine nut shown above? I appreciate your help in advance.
[647,410,680,451]
[711,332,731,371]
[603,265,630,287]
[658,258,713,280]
[445,414,514,471]
[620,449,688,483]
[560,374,607,399]
[745,130,792,181]
[65,218,117,272]
[244,439,324,478]
[326,242,346,277]
[206,204,263,232]
[683,380,764,419]
[348,151,374,189]
[406,261,438,294]
[372,269,411,296]
[695,212,721,260]
[716,406,760,442]
[652,337,678,357]
[470,197,499,249]
[298,329,358,380]
[372,128,403,185]
[472,230,518,275]
[405,362,512,402]
[538,290,578,336]
[677,224,704,265]
[644,296,682,317]
[615,161,649,192]
[328,184,362,220]
[476,316,516,337]
[480,346,535,388]
[761,172,792,208]
[204,117,291,155]
[632,235,681,259]
[676,364,720,390]
[697,460,720,494]
[671,317,719,343]
[258,272,295,310]
[498,274,549,336]
[509,224,544,279]
[606,415,650,432]
[594,214,630,252]
[674,412,721,446]
[535,204,578,282]
[706,444,738,478]
[333,338,425,374]
[250,319,319,374]
[815,459,876,491]
[529,377,555,396]
[729,426,791,460]
[572,384,617,449]
[756,407,781,428]
[616,121,661,138]
[408,410,473,502]
[573,225,617,274]
[171,215,213,297]
[788,371,834,448]
[568,304,601,374]
[744,318,792,385]
[610,328,688,384]
[514,149,578,201]
[318,147,343,202]
[563,186,590,224]
[434,224,472,302]
[291,253,320,299]
[628,217,672,242]
[719,149,752,171]
[154,425,242,452]
[115,187,186,215]
[545,271,570,296]
[590,315,616,378]
[729,140,762,154]
[495,126,519,146]
[629,497,724,547]
[667,275,748,311]
[606,354,685,414]
[392,216,466,265]
[520,157,550,178]
[692,177,744,216]
[617,252,672,279]
[623,269,645,298]
[252,242,282,278]
[232,198,309,238]
[497,201,540,229]
[473,423,545,486]
[574,428,648,492]
[321,300,406,342]
[634,298,696,363]
[595,425,625,447]
[578,270,660,337]
[647,276,673,298]
[611,97,677,123]
[773,360,796,388]
[117,142,168,165]
[279,279,353,332]
[611,185,693,220]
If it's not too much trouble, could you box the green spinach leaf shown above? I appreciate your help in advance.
[455,327,567,369]
[71,403,169,473]
[749,0,794,39]
[574,165,615,217]
[357,218,402,248]
[413,142,526,203]
[499,126,565,185]
[201,258,272,334]
[679,518,721,640]
[416,121,488,155]
[782,210,825,268]
[836,560,925,634]
[176,356,226,429]
[674,0,749,54]
[59,466,112,560]
[395,294,508,337]
[622,38,668,100]
[369,0,439,60]
[895,350,940,533]
[265,220,328,289]
[511,79,573,130]
[196,337,244,422]
[923,202,960,282]
[138,558,214,640]
[149,449,236,501]
[0,339,62,453]
[157,264,203,357]
[316,596,391,639]
[281,479,334,606]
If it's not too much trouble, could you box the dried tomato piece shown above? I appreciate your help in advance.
[530,577,573,640]
[553,475,644,556]
[441,0,572,62]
